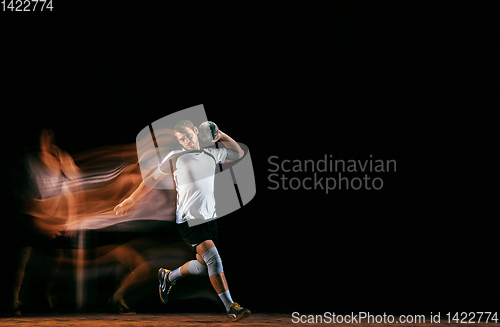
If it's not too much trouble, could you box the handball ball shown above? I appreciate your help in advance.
[199,121,219,142]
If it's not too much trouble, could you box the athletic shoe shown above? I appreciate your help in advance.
[158,268,175,304]
[227,302,251,321]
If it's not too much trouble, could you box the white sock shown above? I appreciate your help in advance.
[218,290,234,312]
[167,268,183,283]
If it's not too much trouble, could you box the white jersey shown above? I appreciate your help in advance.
[158,147,227,224]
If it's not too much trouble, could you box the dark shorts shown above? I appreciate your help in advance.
[176,220,219,252]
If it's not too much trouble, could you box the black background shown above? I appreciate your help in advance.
[1,0,498,315]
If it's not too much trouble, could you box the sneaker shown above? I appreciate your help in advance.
[227,302,251,322]
[158,268,175,304]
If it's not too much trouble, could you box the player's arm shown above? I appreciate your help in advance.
[213,131,244,162]
[113,166,167,216]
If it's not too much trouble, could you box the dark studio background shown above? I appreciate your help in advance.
[1,1,497,315]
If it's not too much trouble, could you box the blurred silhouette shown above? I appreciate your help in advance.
[7,127,216,315]
[10,128,81,315]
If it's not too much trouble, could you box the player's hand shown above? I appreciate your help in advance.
[212,130,223,142]
[114,198,135,216]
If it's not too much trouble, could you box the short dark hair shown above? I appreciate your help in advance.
[174,120,195,133]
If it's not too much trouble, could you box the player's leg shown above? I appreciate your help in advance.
[159,221,249,321]
[175,254,207,278]
[195,240,227,293]
[12,246,31,316]
[42,246,63,313]
[196,240,250,321]
[159,222,211,303]
[111,245,150,314]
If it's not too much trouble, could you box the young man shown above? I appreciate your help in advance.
[114,120,250,322]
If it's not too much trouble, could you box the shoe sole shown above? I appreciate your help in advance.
[232,310,251,322]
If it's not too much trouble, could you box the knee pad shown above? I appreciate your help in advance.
[188,259,208,275]
[202,247,224,277]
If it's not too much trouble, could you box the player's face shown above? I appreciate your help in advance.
[175,127,200,150]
